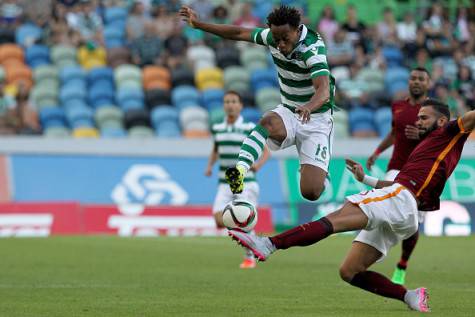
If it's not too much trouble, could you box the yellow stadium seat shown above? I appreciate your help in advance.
[73,127,100,138]
[195,67,223,90]
[78,46,107,70]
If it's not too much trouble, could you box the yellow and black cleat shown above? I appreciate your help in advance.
[225,166,245,194]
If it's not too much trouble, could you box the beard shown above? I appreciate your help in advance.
[418,122,439,139]
[409,89,425,99]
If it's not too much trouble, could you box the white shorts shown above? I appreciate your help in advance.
[212,182,259,214]
[385,169,425,223]
[267,105,334,172]
[347,183,419,258]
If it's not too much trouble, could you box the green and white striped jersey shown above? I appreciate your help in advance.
[250,24,335,113]
[211,116,257,183]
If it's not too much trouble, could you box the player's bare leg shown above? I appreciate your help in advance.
[226,112,286,193]
[213,212,225,228]
[300,164,327,201]
[392,230,419,285]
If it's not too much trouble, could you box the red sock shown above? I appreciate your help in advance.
[397,230,419,270]
[270,217,333,250]
[350,271,407,302]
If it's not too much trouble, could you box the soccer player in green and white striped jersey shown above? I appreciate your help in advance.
[181,5,335,201]
[205,91,269,268]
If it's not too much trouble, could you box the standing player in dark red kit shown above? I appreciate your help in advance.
[229,100,474,312]
[366,67,431,285]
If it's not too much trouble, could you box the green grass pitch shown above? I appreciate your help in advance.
[0,235,473,316]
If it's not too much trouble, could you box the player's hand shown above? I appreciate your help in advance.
[179,5,198,28]
[405,125,420,140]
[345,158,365,182]
[366,153,378,171]
[250,164,260,172]
[205,166,212,177]
[295,105,312,124]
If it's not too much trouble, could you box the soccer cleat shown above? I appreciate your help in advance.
[391,267,406,285]
[404,287,430,313]
[239,258,256,269]
[225,166,245,194]
[228,229,276,262]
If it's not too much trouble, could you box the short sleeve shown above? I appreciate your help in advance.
[250,28,273,46]
[445,118,470,135]
[302,45,330,78]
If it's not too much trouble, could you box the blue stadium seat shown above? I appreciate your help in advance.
[202,88,224,110]
[87,67,114,86]
[117,89,145,111]
[104,26,125,49]
[100,127,127,138]
[15,23,42,47]
[25,45,50,68]
[382,46,403,67]
[59,85,87,105]
[60,66,86,85]
[348,107,376,134]
[66,104,94,129]
[104,7,127,25]
[89,83,115,108]
[172,85,201,109]
[151,106,181,137]
[250,68,279,92]
[39,107,67,129]
[374,107,392,137]
[241,107,262,124]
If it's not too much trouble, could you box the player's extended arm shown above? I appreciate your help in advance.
[179,5,254,42]
[345,158,394,189]
[295,76,330,123]
[251,146,270,172]
[366,128,395,171]
[461,109,475,132]
[205,143,218,176]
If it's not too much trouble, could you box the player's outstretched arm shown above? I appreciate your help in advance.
[366,129,394,171]
[461,109,475,132]
[345,158,394,189]
[179,5,254,43]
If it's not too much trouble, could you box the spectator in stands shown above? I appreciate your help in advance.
[412,48,432,73]
[131,21,162,67]
[212,5,229,25]
[377,7,397,44]
[422,2,445,38]
[10,81,40,135]
[317,5,338,44]
[67,0,103,45]
[0,0,23,28]
[48,2,81,46]
[341,5,366,47]
[191,0,214,21]
[0,80,17,135]
[454,7,471,43]
[233,2,259,29]
[452,64,474,103]
[126,0,150,41]
[152,4,179,40]
[327,28,355,68]
[163,26,188,69]
[397,12,417,44]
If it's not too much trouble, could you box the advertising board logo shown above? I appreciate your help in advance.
[111,164,188,215]
[0,214,53,237]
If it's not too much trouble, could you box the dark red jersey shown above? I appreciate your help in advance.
[387,99,422,171]
[395,118,471,211]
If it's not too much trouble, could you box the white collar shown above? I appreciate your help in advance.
[224,115,243,127]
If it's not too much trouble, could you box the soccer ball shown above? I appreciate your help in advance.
[222,199,258,232]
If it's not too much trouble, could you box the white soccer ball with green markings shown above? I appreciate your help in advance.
[222,199,258,232]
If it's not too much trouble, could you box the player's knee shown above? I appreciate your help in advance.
[339,266,356,283]
[301,186,324,201]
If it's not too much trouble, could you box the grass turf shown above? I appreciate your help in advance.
[0,235,473,316]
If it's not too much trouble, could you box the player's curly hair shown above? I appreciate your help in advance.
[422,99,450,119]
[267,5,301,29]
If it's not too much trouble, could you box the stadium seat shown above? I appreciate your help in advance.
[6,64,33,90]
[33,65,59,88]
[59,85,87,106]
[0,44,24,65]
[128,126,155,138]
[100,127,127,138]
[202,88,224,110]
[88,83,115,108]
[374,107,392,137]
[223,66,250,93]
[143,66,171,90]
[50,45,77,67]
[124,109,151,130]
[195,67,223,90]
[382,45,403,67]
[240,90,256,108]
[104,7,128,26]
[43,126,70,138]
[78,46,107,70]
[171,67,195,87]
[183,129,210,138]
[187,45,216,71]
[65,104,94,129]
[171,85,200,109]
[60,65,86,86]
[26,45,50,68]
[104,26,126,49]
[348,107,377,137]
[32,85,59,109]
[209,107,225,124]
[145,88,171,109]
[117,89,145,112]
[95,105,124,129]
[216,46,240,69]
[15,23,42,47]
[241,107,262,124]
[256,87,281,113]
[39,107,67,129]
[114,64,142,89]
[250,68,279,92]
[240,47,268,71]
[72,127,100,138]
[180,106,209,132]
[87,67,114,86]
[151,106,181,138]
[333,109,349,139]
